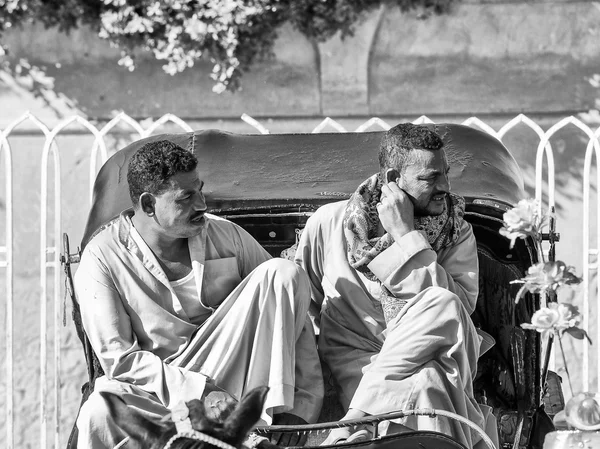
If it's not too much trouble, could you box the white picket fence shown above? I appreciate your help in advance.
[0,112,598,448]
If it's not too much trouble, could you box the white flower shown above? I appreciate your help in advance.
[521,304,561,338]
[512,261,582,303]
[185,16,208,41]
[117,54,135,72]
[504,199,537,232]
[500,199,540,249]
[556,303,582,330]
[520,302,591,343]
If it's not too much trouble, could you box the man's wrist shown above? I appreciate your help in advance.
[389,226,414,242]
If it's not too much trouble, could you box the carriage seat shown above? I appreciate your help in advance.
[65,125,561,449]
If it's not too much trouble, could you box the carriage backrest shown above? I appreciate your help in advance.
[82,124,525,247]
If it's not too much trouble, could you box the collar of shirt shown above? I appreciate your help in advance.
[116,208,212,318]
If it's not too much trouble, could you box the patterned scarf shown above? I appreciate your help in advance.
[343,174,465,324]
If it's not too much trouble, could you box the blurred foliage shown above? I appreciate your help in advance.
[0,0,455,92]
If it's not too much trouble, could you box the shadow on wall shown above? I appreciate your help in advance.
[0,23,321,121]
[0,58,82,120]
[369,3,600,116]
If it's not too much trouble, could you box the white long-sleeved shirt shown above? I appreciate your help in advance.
[296,200,479,339]
[75,210,271,408]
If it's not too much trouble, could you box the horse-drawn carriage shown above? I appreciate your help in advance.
[62,124,563,449]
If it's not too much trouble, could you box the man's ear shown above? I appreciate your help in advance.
[385,168,400,184]
[139,192,156,216]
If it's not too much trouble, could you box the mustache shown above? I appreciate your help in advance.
[190,210,207,220]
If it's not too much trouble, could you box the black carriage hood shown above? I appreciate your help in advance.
[81,124,525,248]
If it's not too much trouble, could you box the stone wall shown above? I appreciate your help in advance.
[2,0,600,123]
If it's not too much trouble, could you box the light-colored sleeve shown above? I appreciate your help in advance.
[292,317,325,423]
[367,220,479,314]
[291,215,327,420]
[294,212,326,328]
[232,223,272,278]
[75,246,208,408]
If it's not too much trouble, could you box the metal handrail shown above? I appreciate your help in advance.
[255,408,496,449]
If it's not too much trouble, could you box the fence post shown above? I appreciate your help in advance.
[0,130,14,449]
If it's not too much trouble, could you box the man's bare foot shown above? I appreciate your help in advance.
[320,409,370,446]
[320,427,352,446]
[320,426,372,446]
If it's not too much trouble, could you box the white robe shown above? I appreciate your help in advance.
[295,200,497,449]
[75,210,323,448]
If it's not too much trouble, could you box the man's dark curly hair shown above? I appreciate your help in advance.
[127,140,198,205]
[379,123,444,175]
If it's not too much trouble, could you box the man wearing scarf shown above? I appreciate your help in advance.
[295,123,498,449]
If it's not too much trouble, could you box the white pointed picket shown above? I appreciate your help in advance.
[241,113,270,134]
[582,125,600,392]
[312,117,347,133]
[412,115,435,125]
[0,124,14,449]
[354,117,391,132]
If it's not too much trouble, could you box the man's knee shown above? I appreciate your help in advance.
[420,286,463,313]
[77,391,113,437]
[387,287,466,332]
[254,258,310,310]
[258,258,309,290]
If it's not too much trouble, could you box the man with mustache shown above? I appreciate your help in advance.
[75,140,323,448]
[295,123,497,449]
